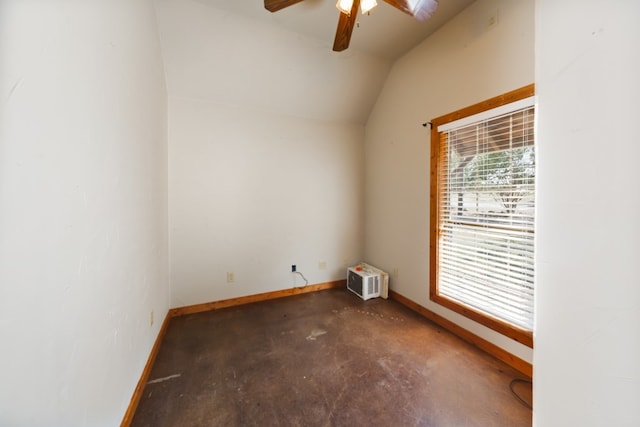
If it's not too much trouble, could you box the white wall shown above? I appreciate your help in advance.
[156,0,369,307]
[534,1,640,425]
[154,0,392,125]
[364,0,535,363]
[0,1,169,426]
[169,98,364,307]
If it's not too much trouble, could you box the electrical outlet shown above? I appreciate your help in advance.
[150,310,154,327]
[291,265,296,272]
[318,261,327,270]
[226,272,235,283]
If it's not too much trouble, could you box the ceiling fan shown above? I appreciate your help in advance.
[264,0,439,52]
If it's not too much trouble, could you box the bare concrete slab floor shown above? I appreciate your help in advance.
[132,288,532,426]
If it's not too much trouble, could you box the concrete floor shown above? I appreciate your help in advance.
[132,288,532,426]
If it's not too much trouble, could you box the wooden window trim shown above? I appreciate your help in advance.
[429,84,535,348]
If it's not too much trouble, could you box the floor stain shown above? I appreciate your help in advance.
[306,329,327,341]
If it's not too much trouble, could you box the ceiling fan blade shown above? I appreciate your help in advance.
[264,0,305,13]
[383,0,438,21]
[333,0,361,52]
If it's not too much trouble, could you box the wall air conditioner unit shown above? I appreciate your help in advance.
[347,263,388,300]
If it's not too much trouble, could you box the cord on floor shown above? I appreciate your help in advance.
[509,378,532,410]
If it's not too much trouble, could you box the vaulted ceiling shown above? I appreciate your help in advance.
[153,0,475,124]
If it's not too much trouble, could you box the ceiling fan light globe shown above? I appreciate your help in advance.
[336,0,354,15]
[360,0,377,14]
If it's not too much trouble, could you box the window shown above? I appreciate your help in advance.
[430,85,535,347]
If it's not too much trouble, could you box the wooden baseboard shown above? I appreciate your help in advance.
[389,290,532,378]
[120,311,172,427]
[169,280,346,318]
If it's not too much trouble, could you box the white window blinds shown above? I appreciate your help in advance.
[436,99,535,330]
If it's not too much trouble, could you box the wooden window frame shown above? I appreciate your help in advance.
[429,84,535,348]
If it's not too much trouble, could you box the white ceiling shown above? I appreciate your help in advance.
[193,0,476,61]
[154,0,476,124]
